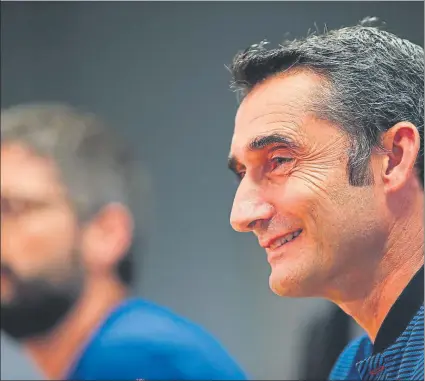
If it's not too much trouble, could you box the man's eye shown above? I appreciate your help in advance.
[270,157,294,171]
[0,198,39,217]
[1,199,26,215]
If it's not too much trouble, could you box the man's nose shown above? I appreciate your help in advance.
[230,185,274,233]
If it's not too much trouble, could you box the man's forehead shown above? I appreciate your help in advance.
[232,71,321,146]
[235,70,321,125]
[1,142,65,200]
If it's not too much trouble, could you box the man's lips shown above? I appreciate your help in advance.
[259,229,303,250]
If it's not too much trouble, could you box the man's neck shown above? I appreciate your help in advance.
[330,185,424,343]
[24,276,128,380]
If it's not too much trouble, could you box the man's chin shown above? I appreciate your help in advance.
[0,290,80,340]
[1,324,53,341]
[1,302,70,341]
[269,271,316,298]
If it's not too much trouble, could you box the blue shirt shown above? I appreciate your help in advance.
[330,266,424,381]
[67,298,247,380]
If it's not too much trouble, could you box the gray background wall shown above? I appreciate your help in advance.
[1,2,423,380]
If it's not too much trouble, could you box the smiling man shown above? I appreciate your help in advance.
[227,18,424,380]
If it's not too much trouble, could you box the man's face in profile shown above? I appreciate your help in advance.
[0,143,84,340]
[228,71,387,297]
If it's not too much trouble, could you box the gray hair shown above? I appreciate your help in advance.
[1,102,152,284]
[229,17,424,186]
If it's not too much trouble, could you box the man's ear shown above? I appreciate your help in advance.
[81,203,133,275]
[380,121,420,193]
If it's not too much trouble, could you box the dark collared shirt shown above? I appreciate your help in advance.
[330,266,424,380]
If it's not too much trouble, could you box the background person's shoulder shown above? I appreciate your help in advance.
[74,297,247,380]
[67,298,193,380]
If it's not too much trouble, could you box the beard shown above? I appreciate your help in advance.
[0,263,84,340]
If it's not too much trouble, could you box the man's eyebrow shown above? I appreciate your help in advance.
[248,133,299,151]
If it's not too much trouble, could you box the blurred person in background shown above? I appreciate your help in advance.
[226,18,423,380]
[0,103,247,381]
